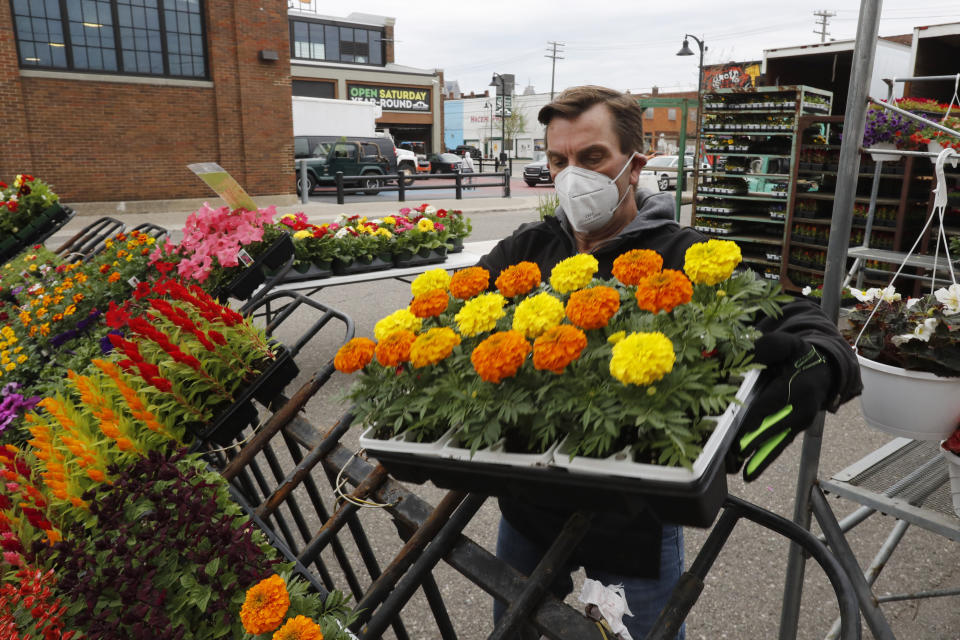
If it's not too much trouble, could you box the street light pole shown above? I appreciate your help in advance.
[677,34,706,195]
[491,73,507,162]
[486,101,494,157]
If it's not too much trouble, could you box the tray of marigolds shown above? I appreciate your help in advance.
[335,240,787,527]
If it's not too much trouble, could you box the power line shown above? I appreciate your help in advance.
[545,41,565,100]
[813,10,836,42]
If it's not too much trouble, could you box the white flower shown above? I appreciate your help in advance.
[370,218,382,225]
[850,287,874,302]
[334,227,350,239]
[9,194,17,202]
[878,286,901,303]
[335,213,349,224]
[934,283,960,315]
[891,318,939,345]
[424,206,437,215]
[802,286,812,296]
[906,297,920,309]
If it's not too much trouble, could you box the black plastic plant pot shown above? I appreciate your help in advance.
[447,237,464,253]
[0,236,21,263]
[252,345,301,405]
[259,233,295,270]
[221,266,266,301]
[203,399,260,446]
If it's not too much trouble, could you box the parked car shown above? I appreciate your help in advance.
[640,155,711,191]
[523,151,552,187]
[454,144,482,159]
[428,153,463,174]
[293,136,390,195]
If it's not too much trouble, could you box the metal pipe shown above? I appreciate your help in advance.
[299,159,309,204]
[782,1,883,637]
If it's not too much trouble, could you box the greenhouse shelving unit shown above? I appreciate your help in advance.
[693,85,833,284]
[786,114,942,294]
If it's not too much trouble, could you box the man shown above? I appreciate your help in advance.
[476,86,862,639]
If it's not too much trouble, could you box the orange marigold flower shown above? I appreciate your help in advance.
[375,330,417,367]
[410,328,460,368]
[471,331,531,383]
[99,264,110,274]
[449,266,490,299]
[533,325,588,374]
[495,262,541,297]
[410,289,449,318]
[565,286,621,330]
[334,338,376,373]
[612,249,663,286]
[107,271,122,283]
[635,269,693,314]
[272,615,325,640]
[240,575,290,635]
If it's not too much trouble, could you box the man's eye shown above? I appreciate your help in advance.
[551,159,566,169]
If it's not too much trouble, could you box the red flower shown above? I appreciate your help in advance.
[153,260,175,275]
[208,330,227,346]
[7,201,18,213]
[0,181,6,188]
[105,301,131,328]
[133,282,152,300]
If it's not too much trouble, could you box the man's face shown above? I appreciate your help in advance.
[545,103,645,186]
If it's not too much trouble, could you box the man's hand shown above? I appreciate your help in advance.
[727,333,834,482]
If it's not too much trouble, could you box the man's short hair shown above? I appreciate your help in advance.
[538,85,644,155]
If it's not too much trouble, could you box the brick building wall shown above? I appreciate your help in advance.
[0,0,293,203]
[636,90,699,154]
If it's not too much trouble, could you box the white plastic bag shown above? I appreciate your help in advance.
[578,578,634,640]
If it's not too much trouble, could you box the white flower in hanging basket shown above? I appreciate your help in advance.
[934,283,960,314]
[891,317,938,345]
[850,285,900,303]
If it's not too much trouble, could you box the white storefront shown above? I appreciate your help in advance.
[449,92,552,159]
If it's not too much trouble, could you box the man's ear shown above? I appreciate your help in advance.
[629,152,648,185]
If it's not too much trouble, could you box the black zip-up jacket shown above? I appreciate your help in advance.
[476,187,862,577]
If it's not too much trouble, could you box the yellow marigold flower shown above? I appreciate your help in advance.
[293,229,312,240]
[374,309,422,341]
[471,331,531,383]
[410,289,449,318]
[455,292,507,337]
[549,254,598,294]
[495,261,541,298]
[612,249,664,286]
[333,337,376,373]
[240,575,291,635]
[609,332,675,386]
[512,292,565,339]
[410,269,451,297]
[684,239,742,286]
[383,216,397,225]
[533,325,587,374]
[449,266,490,300]
[377,228,392,238]
[635,269,693,314]
[375,330,417,367]
[565,286,621,330]
[410,327,460,368]
[272,615,324,640]
[417,218,435,232]
[3,363,13,372]
[16,355,26,364]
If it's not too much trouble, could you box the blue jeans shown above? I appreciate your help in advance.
[494,517,686,640]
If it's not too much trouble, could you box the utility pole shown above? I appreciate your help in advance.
[545,41,565,100]
[813,10,836,43]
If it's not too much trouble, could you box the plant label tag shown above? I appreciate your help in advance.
[238,249,254,266]
[128,276,140,288]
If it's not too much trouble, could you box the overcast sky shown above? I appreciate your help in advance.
[336,0,960,95]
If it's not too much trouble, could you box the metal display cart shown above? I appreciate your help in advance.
[779,3,960,639]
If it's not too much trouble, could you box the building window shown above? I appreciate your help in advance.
[289,18,384,67]
[643,107,653,119]
[12,0,206,78]
[667,108,677,121]
[292,79,334,99]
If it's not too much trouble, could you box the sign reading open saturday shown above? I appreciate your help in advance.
[347,83,432,113]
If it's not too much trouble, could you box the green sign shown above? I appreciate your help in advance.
[346,83,432,113]
[495,95,513,117]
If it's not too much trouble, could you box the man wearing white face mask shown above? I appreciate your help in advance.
[477,86,861,640]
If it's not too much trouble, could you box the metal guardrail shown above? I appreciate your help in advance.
[298,160,514,204]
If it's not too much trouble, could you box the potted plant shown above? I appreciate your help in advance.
[908,114,960,159]
[384,212,448,268]
[861,104,920,160]
[840,284,960,440]
[0,175,62,245]
[940,426,960,518]
[336,240,788,470]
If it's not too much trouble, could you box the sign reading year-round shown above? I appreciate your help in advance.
[347,83,432,113]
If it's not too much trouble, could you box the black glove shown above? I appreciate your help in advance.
[727,332,834,482]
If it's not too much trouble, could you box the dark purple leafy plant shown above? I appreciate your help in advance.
[37,447,281,639]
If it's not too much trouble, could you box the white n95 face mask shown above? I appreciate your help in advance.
[554,153,637,233]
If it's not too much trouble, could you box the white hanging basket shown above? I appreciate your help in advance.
[938,442,960,518]
[928,140,944,162]
[857,355,960,441]
[869,142,899,162]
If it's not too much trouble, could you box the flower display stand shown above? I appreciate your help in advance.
[856,354,960,441]
[217,233,295,302]
[332,253,394,276]
[283,261,334,282]
[939,443,960,518]
[359,370,759,527]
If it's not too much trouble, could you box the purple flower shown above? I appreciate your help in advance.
[0,384,40,432]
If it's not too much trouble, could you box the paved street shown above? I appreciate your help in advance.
[48,196,960,640]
